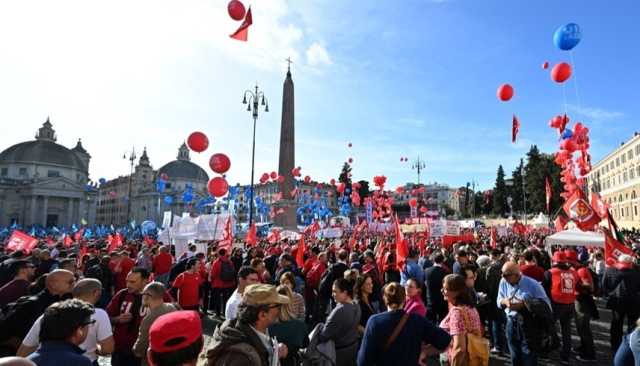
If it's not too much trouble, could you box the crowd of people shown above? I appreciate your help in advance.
[0,225,639,366]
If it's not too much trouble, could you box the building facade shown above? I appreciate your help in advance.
[391,182,463,217]
[586,132,640,229]
[0,119,97,227]
[96,143,209,225]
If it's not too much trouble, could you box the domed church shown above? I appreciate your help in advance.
[0,119,97,227]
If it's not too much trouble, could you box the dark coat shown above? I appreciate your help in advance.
[207,318,270,366]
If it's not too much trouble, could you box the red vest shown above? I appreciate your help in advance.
[550,267,578,304]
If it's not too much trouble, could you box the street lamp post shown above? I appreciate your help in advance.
[123,147,136,226]
[243,84,269,226]
[411,156,426,185]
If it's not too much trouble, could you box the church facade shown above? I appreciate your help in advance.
[96,143,210,225]
[0,119,97,227]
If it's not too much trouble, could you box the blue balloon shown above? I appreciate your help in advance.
[164,196,173,205]
[156,180,166,193]
[141,220,157,234]
[553,23,581,51]
[99,178,106,185]
[561,130,573,139]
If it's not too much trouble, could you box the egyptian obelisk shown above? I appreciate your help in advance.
[275,60,297,230]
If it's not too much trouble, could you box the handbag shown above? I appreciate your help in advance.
[459,306,490,366]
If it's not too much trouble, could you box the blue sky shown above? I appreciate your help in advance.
[0,0,638,191]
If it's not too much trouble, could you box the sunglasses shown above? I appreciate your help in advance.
[82,319,96,327]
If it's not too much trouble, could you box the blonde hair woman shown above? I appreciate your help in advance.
[279,272,306,319]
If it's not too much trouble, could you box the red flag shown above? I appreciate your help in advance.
[490,227,497,249]
[77,245,88,268]
[604,229,634,267]
[230,7,253,41]
[107,233,123,253]
[394,215,408,268]
[512,221,526,236]
[267,228,281,244]
[74,228,84,241]
[46,236,55,246]
[554,215,569,232]
[512,114,520,143]
[590,192,609,220]
[63,234,73,248]
[218,217,233,253]
[143,236,155,247]
[296,236,305,268]
[563,190,601,231]
[375,240,386,283]
[545,176,552,214]
[246,223,257,247]
[6,230,38,254]
[303,221,321,237]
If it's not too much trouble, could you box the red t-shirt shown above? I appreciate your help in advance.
[520,264,545,282]
[172,271,203,307]
[110,257,135,291]
[153,252,173,275]
[107,289,174,351]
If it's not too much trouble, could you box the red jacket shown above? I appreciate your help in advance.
[306,261,327,289]
[210,257,236,289]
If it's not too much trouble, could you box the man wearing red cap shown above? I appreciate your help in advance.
[564,249,597,361]
[542,251,578,365]
[147,311,203,366]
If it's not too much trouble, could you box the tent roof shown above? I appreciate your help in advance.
[544,228,604,248]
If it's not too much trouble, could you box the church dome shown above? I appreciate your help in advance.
[157,160,209,181]
[0,119,87,172]
[157,143,209,182]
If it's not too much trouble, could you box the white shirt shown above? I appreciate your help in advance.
[23,308,112,361]
[225,289,242,320]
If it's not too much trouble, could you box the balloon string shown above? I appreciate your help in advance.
[562,83,568,116]
[569,50,582,109]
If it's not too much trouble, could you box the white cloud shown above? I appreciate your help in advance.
[567,104,624,122]
[306,42,332,67]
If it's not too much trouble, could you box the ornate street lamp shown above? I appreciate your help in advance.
[243,84,269,225]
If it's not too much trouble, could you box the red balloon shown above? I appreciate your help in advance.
[420,206,428,213]
[208,177,229,197]
[551,62,572,83]
[160,173,169,181]
[330,178,336,185]
[336,183,345,194]
[277,175,285,183]
[270,171,277,180]
[542,61,549,69]
[209,153,231,174]
[348,158,353,163]
[348,142,352,148]
[227,0,246,21]
[304,176,311,184]
[497,84,514,102]
[409,198,417,207]
[187,132,209,153]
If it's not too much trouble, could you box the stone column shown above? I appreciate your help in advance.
[42,196,48,226]
[79,197,86,224]
[67,198,74,227]
[30,196,37,225]
[75,198,81,225]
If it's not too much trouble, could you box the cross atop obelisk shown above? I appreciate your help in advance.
[285,57,293,74]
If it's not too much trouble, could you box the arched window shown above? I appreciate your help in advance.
[632,191,637,200]
[619,194,624,202]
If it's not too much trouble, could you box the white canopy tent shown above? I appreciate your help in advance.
[543,228,605,254]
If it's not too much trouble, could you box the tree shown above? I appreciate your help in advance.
[356,180,370,198]
[509,159,524,213]
[493,165,508,217]
[338,162,352,185]
[481,190,493,215]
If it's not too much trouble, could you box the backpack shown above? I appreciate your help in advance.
[219,260,235,282]
[522,298,558,354]
[0,294,39,342]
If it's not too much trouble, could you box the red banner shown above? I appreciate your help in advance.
[6,230,38,254]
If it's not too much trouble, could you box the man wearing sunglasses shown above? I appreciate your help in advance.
[26,299,96,366]
[497,261,550,366]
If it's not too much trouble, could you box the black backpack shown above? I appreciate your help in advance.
[522,298,558,354]
[219,260,235,282]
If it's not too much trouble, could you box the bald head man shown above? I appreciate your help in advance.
[501,261,521,285]
[0,357,36,366]
[45,269,76,296]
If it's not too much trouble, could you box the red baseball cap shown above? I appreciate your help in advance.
[563,249,579,265]
[149,311,202,353]
[552,251,567,264]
